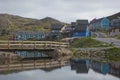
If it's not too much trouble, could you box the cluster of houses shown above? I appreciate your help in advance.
[13,31,48,41]
[12,13,120,41]
[89,17,120,36]
[13,20,91,41]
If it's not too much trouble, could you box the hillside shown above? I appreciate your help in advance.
[96,12,120,21]
[0,14,64,40]
[107,12,120,20]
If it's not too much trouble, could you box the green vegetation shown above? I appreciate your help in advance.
[71,47,120,62]
[105,48,120,62]
[91,33,97,38]
[0,35,12,40]
[71,49,88,59]
[113,35,120,39]
[70,37,111,48]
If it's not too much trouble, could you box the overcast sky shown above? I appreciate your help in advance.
[0,0,120,23]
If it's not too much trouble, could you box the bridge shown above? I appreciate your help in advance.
[0,41,69,51]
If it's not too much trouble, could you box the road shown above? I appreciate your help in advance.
[73,47,112,51]
[94,38,120,47]
[94,32,107,38]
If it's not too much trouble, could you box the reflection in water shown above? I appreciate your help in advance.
[15,51,51,58]
[109,62,120,78]
[0,51,55,65]
[0,59,68,74]
[70,59,120,78]
[91,61,110,74]
[0,55,119,80]
[71,59,89,73]
[0,66,119,80]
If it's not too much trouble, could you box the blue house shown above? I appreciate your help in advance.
[13,31,48,41]
[73,20,89,37]
[73,32,86,37]
[90,17,110,31]
[101,18,110,29]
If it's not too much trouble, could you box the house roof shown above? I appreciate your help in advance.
[76,20,88,25]
[90,12,120,24]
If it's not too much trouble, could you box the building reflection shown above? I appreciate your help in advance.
[109,62,120,78]
[70,59,120,78]
[70,59,90,73]
[15,51,51,58]
[91,61,110,74]
[0,51,54,65]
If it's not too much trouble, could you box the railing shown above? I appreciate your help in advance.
[0,41,69,50]
[0,60,69,71]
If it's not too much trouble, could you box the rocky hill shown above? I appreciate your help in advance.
[0,14,63,31]
[0,14,64,39]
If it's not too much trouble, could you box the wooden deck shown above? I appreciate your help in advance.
[0,41,69,50]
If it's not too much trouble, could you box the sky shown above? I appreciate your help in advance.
[0,0,120,23]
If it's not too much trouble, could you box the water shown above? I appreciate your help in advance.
[0,66,119,80]
[0,59,119,80]
[0,51,119,80]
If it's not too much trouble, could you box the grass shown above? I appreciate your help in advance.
[104,47,120,62]
[91,33,97,38]
[0,35,12,40]
[70,37,119,62]
[71,48,87,59]
[70,37,111,48]
[71,47,120,62]
[113,35,120,39]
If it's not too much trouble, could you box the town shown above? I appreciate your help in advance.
[9,12,120,41]
[0,12,119,57]
[0,12,120,80]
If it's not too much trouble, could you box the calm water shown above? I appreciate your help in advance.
[0,66,119,80]
[0,51,119,80]
[0,60,119,80]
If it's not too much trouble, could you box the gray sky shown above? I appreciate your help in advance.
[0,0,120,23]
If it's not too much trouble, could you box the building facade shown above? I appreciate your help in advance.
[90,17,110,31]
[49,23,63,40]
[73,20,89,37]
[50,23,63,33]
[61,24,73,38]
[109,18,120,36]
[13,31,47,41]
